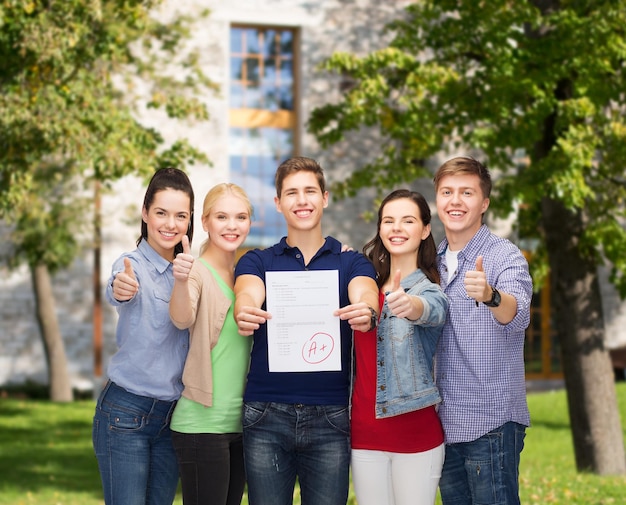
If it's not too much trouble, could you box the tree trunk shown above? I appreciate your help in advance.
[541,197,625,474]
[30,263,73,402]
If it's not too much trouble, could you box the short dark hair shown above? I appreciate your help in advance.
[274,157,326,197]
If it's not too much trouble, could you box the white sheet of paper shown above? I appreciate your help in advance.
[265,270,341,372]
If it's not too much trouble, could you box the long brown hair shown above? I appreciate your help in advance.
[363,189,439,288]
[138,167,195,256]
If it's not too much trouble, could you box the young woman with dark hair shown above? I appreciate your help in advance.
[351,189,448,505]
[92,167,194,505]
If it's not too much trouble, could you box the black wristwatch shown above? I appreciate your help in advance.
[367,306,378,331]
[483,286,501,308]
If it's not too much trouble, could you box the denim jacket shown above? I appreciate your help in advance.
[375,268,448,418]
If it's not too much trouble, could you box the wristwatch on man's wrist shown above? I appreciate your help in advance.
[483,286,501,308]
[367,306,378,331]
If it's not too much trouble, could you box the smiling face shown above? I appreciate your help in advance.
[274,171,328,232]
[202,194,251,253]
[141,188,192,261]
[435,173,490,249]
[380,197,431,260]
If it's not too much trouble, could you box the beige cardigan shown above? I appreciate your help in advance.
[170,259,232,407]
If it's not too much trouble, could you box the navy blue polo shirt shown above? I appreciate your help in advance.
[235,236,376,405]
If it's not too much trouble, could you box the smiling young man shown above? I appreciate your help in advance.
[234,157,379,505]
[433,157,533,505]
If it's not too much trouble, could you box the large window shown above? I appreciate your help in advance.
[229,26,298,247]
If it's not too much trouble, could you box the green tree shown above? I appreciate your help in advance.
[309,0,626,475]
[0,1,214,401]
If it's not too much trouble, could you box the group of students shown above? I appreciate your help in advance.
[92,155,533,505]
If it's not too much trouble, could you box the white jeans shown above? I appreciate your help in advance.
[351,444,445,505]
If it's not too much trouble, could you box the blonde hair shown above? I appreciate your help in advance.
[199,183,253,255]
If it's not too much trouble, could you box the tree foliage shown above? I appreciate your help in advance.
[0,0,216,401]
[309,0,626,294]
[0,0,217,279]
[308,0,626,475]
[0,0,214,215]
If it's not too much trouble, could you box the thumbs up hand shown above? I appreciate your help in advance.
[173,235,194,282]
[112,257,139,301]
[386,270,413,319]
[464,255,490,304]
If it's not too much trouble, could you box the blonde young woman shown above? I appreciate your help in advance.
[168,183,253,505]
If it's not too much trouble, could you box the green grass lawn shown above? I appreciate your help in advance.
[1,383,626,505]
[520,384,626,505]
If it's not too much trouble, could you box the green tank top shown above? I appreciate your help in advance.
[170,259,251,433]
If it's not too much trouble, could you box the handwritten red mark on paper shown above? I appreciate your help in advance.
[301,332,335,364]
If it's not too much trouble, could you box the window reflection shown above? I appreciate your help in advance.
[230,27,294,110]
[229,127,292,246]
[230,26,296,246]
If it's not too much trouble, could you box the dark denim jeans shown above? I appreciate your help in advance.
[172,431,245,505]
[439,422,526,505]
[242,401,351,505]
[92,381,179,505]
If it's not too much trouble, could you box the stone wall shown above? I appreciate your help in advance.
[2,0,624,394]
[0,0,415,392]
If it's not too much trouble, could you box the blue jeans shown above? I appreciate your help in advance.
[92,381,179,505]
[242,402,351,505]
[172,431,245,505]
[439,422,526,505]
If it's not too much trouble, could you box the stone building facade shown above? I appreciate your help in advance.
[0,0,420,392]
[1,0,625,393]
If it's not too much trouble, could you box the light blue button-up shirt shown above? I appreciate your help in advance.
[105,239,189,401]
[435,225,532,443]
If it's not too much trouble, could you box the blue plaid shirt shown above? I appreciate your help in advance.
[435,225,532,443]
